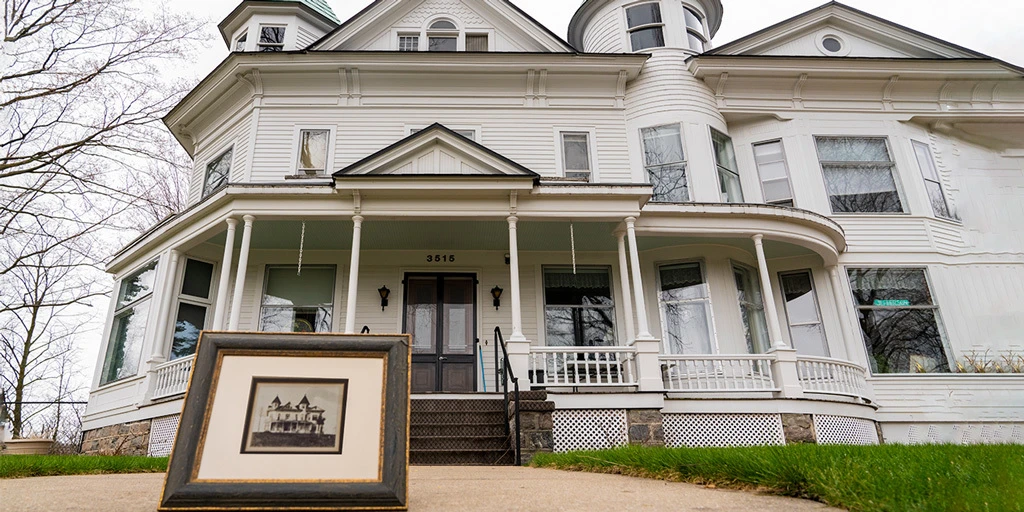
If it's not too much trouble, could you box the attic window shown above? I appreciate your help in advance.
[683,6,707,52]
[258,26,286,52]
[234,33,247,52]
[427,19,458,51]
[822,37,842,53]
[430,20,457,30]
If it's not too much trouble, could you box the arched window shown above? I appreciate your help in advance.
[427,19,458,51]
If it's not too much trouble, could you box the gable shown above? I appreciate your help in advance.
[312,0,574,52]
[710,2,985,60]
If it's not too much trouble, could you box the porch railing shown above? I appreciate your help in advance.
[494,327,521,466]
[151,356,194,400]
[659,354,778,392]
[528,346,637,387]
[796,356,869,400]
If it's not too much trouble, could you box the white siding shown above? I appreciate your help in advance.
[582,6,624,54]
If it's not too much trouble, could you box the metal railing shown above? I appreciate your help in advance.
[151,356,194,400]
[494,326,521,466]
[659,354,778,391]
[796,356,870,400]
[528,346,638,387]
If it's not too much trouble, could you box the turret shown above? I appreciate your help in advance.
[218,0,341,53]
[568,0,723,54]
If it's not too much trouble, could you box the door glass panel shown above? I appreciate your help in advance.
[406,277,437,354]
[180,259,214,298]
[171,302,206,359]
[443,277,474,355]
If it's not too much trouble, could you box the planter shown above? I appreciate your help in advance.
[2,438,54,455]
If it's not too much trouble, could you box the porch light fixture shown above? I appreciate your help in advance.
[490,285,503,310]
[378,285,390,311]
[504,253,510,265]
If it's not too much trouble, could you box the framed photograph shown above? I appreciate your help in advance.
[159,332,410,511]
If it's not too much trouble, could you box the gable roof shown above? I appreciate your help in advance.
[334,123,539,178]
[309,0,575,52]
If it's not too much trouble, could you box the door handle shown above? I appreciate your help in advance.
[438,356,449,361]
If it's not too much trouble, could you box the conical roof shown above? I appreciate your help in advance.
[298,395,311,406]
[269,0,340,24]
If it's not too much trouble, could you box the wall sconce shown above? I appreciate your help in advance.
[504,253,511,265]
[491,285,503,310]
[378,285,390,311]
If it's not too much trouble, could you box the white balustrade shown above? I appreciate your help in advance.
[796,356,869,400]
[659,354,778,391]
[528,346,637,387]
[151,356,194,400]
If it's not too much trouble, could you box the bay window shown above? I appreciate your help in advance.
[657,262,714,354]
[626,3,664,51]
[259,265,336,333]
[170,259,215,360]
[815,136,904,213]
[711,129,743,203]
[543,268,616,347]
[732,263,770,354]
[642,124,689,202]
[101,261,158,385]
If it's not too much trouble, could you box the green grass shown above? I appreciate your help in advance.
[531,444,1024,512]
[0,455,168,479]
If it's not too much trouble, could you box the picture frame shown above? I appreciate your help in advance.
[159,332,410,511]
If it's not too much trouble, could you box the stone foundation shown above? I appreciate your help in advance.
[81,419,151,456]
[626,409,665,446]
[516,395,555,464]
[781,413,817,444]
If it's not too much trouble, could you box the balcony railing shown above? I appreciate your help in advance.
[659,354,778,392]
[151,355,194,400]
[528,346,637,387]
[796,356,870,400]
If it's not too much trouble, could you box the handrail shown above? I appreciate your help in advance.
[494,326,521,466]
[360,325,370,334]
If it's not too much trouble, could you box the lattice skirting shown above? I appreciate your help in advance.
[883,422,1024,445]
[148,414,181,457]
[814,415,879,445]
[552,409,628,452]
[663,413,785,447]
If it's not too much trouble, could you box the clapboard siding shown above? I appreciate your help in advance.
[625,53,724,123]
[582,6,623,54]
[187,111,252,206]
[930,264,1024,354]
[871,376,1024,422]
[835,216,932,252]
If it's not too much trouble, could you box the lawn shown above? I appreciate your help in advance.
[0,455,168,479]
[531,444,1024,512]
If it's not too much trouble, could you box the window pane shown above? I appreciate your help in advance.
[101,306,149,384]
[822,165,903,213]
[791,324,828,357]
[753,141,785,162]
[711,130,738,173]
[780,272,819,324]
[562,133,590,171]
[466,34,488,52]
[544,268,612,306]
[298,130,328,171]
[629,27,664,51]
[118,261,158,308]
[399,36,419,51]
[913,141,953,219]
[642,125,684,165]
[756,160,789,181]
[181,259,213,299]
[926,181,952,218]
[661,301,712,354]
[428,37,457,51]
[625,3,661,28]
[648,164,689,202]
[234,34,247,52]
[734,265,770,354]
[683,7,703,31]
[263,266,336,306]
[260,306,332,333]
[858,309,948,373]
[430,20,457,29]
[259,26,285,44]
[719,168,743,203]
[848,268,932,306]
[544,307,576,347]
[762,178,793,203]
[686,32,705,52]
[204,148,232,196]
[816,137,891,162]
[580,308,616,346]
[659,263,706,301]
[912,141,940,181]
[170,302,206,359]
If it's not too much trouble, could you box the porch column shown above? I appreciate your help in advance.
[754,234,803,398]
[150,249,181,362]
[344,215,363,334]
[505,215,530,382]
[829,266,871,377]
[624,218,662,392]
[752,234,786,349]
[615,232,636,342]
[227,215,255,331]
[624,217,652,340]
[212,218,238,330]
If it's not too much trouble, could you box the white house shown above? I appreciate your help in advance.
[81,0,1024,458]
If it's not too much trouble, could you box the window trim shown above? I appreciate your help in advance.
[777,269,830,357]
[753,139,796,207]
[259,264,338,333]
[425,16,460,52]
[654,259,719,354]
[202,146,234,199]
[814,135,909,215]
[100,259,159,387]
[911,139,958,222]
[256,24,287,52]
[709,128,744,203]
[624,1,665,52]
[540,265,617,347]
[292,127,333,176]
[555,127,599,182]
[641,123,690,203]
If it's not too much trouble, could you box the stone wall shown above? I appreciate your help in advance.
[781,413,816,444]
[626,409,664,446]
[81,419,151,456]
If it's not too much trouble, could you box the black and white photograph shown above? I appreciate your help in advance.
[241,377,348,454]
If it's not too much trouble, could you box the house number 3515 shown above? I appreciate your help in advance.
[427,254,455,263]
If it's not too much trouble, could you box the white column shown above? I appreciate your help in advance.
[624,217,653,340]
[829,266,865,365]
[507,215,525,342]
[212,218,238,330]
[150,249,181,361]
[344,215,364,334]
[227,215,255,331]
[615,232,636,343]
[752,234,786,349]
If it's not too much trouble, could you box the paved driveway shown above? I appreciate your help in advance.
[0,466,836,511]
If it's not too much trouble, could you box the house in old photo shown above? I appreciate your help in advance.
[261,396,326,435]
[80,0,1024,462]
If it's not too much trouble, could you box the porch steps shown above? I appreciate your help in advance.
[410,397,513,465]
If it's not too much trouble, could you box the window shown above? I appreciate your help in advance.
[815,136,904,213]
[711,129,743,203]
[203,147,232,198]
[779,270,828,357]
[683,6,707,52]
[234,33,247,52]
[101,261,158,385]
[398,35,419,52]
[170,259,215,360]
[560,132,592,181]
[658,262,714,354]
[427,20,457,51]
[626,3,664,51]
[642,124,689,202]
[260,266,336,333]
[411,127,476,140]
[822,36,843,53]
[257,26,285,52]
[912,140,956,220]
[296,129,329,175]
[732,263,770,354]
[466,34,488,51]
[543,268,616,347]
[753,140,795,207]
[848,268,950,373]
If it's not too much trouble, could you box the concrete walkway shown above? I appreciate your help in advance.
[0,466,836,511]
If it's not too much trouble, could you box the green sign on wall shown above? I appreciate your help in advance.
[873,299,911,306]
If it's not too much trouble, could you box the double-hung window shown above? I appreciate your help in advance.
[732,263,770,354]
[560,132,592,181]
[848,268,950,373]
[815,136,904,213]
[170,259,215,359]
[911,140,956,220]
[658,262,714,354]
[543,268,616,347]
[257,26,285,52]
[683,6,707,52]
[466,34,488,51]
[398,35,419,51]
[626,3,664,51]
[234,33,247,52]
[711,129,743,203]
[427,20,458,51]
[296,129,329,175]
[259,265,336,333]
[202,147,232,198]
[101,261,158,385]
[753,140,795,207]
[779,270,828,357]
[642,124,689,202]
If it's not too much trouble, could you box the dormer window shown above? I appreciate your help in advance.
[428,20,458,51]
[258,25,286,52]
[683,6,707,52]
[399,35,419,52]
[234,33,247,52]
[626,3,664,51]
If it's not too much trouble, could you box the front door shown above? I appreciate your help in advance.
[404,273,477,393]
